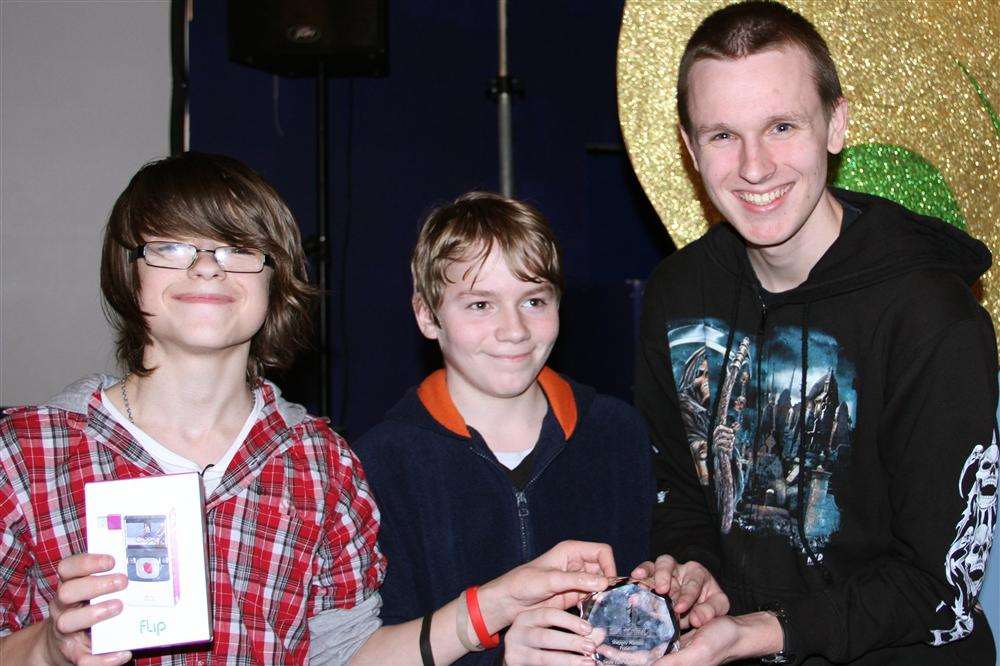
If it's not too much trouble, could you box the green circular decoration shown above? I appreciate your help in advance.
[832,144,967,230]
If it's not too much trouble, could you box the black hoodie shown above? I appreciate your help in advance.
[635,189,997,665]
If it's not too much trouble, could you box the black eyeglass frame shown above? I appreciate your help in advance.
[129,242,275,273]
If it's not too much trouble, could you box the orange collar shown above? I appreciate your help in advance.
[416,367,578,440]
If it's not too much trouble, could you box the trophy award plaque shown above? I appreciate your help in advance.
[578,577,680,664]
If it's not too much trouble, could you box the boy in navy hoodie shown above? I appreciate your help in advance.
[355,191,729,663]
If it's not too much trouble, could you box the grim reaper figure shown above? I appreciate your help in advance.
[678,347,712,486]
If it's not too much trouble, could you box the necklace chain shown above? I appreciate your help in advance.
[119,374,255,425]
[121,374,135,423]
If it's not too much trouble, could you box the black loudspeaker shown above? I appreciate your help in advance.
[228,1,387,77]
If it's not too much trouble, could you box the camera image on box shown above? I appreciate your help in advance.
[121,514,180,606]
[126,516,169,582]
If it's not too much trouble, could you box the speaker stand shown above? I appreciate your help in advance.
[316,62,331,418]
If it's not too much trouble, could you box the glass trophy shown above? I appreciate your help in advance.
[578,577,680,664]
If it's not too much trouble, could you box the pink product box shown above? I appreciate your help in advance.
[85,473,212,654]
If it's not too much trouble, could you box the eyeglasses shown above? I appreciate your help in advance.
[130,241,273,273]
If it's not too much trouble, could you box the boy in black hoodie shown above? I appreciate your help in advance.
[636,2,998,665]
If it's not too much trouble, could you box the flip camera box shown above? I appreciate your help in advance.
[86,473,212,654]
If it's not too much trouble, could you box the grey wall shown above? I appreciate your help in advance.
[1,1,171,404]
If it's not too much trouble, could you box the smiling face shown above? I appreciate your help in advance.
[414,247,559,403]
[137,236,271,360]
[681,45,848,255]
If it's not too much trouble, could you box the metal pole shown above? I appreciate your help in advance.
[497,0,513,196]
[316,62,330,418]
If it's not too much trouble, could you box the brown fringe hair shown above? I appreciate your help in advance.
[100,152,317,381]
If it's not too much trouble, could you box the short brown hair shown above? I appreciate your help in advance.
[677,1,843,133]
[100,151,317,381]
[411,191,563,313]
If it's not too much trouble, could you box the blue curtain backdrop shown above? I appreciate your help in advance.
[188,1,669,437]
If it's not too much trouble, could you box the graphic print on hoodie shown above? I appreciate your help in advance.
[668,319,857,555]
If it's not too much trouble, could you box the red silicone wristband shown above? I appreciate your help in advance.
[464,586,500,649]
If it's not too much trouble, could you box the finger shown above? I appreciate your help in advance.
[509,653,594,666]
[58,573,127,607]
[561,541,617,578]
[55,599,124,635]
[597,545,617,578]
[651,655,683,666]
[653,555,677,594]
[539,570,610,599]
[51,628,94,664]
[650,640,705,666]
[549,589,605,610]
[672,575,705,614]
[57,553,115,583]
[519,609,597,653]
[630,560,655,579]
[80,651,133,666]
[688,594,730,628]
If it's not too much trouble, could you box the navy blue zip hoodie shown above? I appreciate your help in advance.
[636,188,998,664]
[355,368,653,664]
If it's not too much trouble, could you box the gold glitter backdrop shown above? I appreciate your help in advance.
[618,0,999,330]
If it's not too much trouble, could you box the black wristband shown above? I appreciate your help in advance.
[420,611,435,666]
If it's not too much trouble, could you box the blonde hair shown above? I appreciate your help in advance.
[411,191,563,312]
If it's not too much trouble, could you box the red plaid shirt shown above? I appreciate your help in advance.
[0,377,386,665]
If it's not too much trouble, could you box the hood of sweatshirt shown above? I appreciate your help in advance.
[382,366,592,443]
[702,188,991,304]
[42,373,310,428]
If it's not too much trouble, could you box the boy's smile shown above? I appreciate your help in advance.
[414,247,559,405]
[138,236,270,357]
[681,45,848,273]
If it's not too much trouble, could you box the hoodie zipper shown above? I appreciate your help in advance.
[741,292,770,612]
[749,296,769,486]
[515,452,562,560]
[515,491,531,557]
[467,443,564,561]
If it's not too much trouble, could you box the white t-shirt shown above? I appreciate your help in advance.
[493,448,534,470]
[101,389,262,497]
